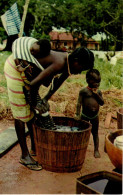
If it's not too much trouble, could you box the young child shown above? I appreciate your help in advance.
[76,69,104,158]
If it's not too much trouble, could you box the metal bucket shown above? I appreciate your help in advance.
[33,116,92,172]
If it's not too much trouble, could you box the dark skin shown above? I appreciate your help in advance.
[76,73,104,158]
[30,50,84,100]
[14,42,88,169]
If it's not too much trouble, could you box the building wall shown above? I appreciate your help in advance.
[51,40,99,51]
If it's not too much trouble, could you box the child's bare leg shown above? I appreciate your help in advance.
[91,117,101,158]
[93,135,100,158]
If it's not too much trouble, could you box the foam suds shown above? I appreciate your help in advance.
[56,125,80,132]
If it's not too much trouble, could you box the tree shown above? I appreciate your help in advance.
[0,0,122,51]
[96,0,122,51]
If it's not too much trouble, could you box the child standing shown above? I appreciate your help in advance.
[76,69,104,158]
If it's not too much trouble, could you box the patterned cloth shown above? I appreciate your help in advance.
[4,54,34,122]
[1,3,21,36]
[12,37,44,70]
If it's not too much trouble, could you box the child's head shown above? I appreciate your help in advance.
[31,39,51,59]
[68,47,94,74]
[86,69,101,89]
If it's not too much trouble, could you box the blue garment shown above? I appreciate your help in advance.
[3,3,21,35]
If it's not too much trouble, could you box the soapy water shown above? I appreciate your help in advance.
[36,114,80,131]
[56,125,80,132]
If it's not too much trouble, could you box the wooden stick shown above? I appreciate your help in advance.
[18,0,30,38]
[105,112,112,128]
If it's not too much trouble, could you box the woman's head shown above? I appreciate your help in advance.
[68,47,94,74]
[86,69,101,89]
[30,39,51,59]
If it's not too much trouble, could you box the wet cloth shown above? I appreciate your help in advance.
[4,54,34,122]
[12,37,44,70]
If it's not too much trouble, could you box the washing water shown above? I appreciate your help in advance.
[36,113,80,131]
[55,125,80,132]
[85,178,122,194]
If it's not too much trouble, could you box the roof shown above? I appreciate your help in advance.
[49,31,99,43]
[49,31,59,40]
[49,31,73,41]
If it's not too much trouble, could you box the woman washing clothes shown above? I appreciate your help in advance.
[4,36,94,170]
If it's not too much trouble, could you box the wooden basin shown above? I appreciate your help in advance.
[105,130,123,171]
[33,116,92,172]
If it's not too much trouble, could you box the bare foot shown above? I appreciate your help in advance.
[94,150,101,158]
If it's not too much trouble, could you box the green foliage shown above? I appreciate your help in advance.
[0,0,122,50]
[113,98,122,107]
[66,56,123,90]
[94,57,123,90]
[0,27,7,42]
[0,51,11,106]
[0,51,11,74]
[30,30,50,40]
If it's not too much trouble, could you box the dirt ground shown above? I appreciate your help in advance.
[0,115,119,194]
[0,76,122,194]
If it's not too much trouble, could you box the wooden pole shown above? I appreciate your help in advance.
[18,0,30,38]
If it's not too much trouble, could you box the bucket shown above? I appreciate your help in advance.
[117,107,123,129]
[33,116,92,172]
[105,129,123,171]
[76,171,122,194]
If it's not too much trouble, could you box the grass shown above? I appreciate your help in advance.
[0,51,11,73]
[66,57,123,90]
[94,57,123,90]
[0,51,11,106]
[113,98,123,107]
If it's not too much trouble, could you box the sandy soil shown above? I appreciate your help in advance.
[0,113,120,194]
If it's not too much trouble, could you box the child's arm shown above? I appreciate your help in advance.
[76,90,83,119]
[92,89,104,106]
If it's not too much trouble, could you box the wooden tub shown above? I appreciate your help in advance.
[33,116,92,172]
[105,130,123,171]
